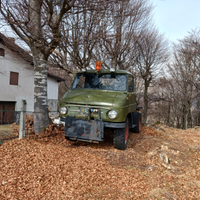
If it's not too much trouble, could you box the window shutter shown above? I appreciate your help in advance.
[10,72,19,85]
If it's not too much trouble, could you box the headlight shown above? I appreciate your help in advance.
[60,106,67,115]
[108,110,117,119]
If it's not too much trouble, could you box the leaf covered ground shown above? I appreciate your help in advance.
[0,125,200,199]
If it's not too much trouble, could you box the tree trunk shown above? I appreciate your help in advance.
[182,104,187,130]
[112,57,117,69]
[29,0,51,133]
[188,107,192,128]
[196,100,200,126]
[143,80,148,124]
[177,116,180,128]
[167,102,170,126]
[33,54,51,133]
[197,110,200,126]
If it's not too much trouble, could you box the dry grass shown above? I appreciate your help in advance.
[0,125,12,140]
[0,124,12,133]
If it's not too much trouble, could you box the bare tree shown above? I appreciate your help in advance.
[147,76,180,126]
[168,33,200,129]
[95,0,152,70]
[148,29,200,129]
[180,29,200,127]
[50,0,153,77]
[132,71,144,107]
[50,0,109,73]
[0,0,76,133]
[134,28,169,124]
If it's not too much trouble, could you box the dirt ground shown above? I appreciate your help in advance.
[0,125,200,199]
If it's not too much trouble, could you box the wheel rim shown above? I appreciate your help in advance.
[125,122,129,143]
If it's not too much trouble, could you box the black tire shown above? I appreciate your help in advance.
[131,112,142,133]
[113,118,129,150]
[65,136,77,141]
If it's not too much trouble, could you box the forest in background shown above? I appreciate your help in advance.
[1,0,200,129]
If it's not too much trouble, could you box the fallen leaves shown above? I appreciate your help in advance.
[9,114,64,139]
[10,114,34,136]
[0,125,200,199]
[0,137,149,199]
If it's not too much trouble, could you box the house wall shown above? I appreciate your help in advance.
[47,77,59,112]
[0,44,34,112]
[0,44,59,114]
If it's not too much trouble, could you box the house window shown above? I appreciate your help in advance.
[10,72,19,85]
[0,48,5,57]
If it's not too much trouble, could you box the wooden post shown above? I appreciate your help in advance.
[19,100,27,139]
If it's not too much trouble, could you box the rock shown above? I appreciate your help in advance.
[148,150,157,156]
[170,149,180,155]
[161,145,168,151]
[162,163,171,170]
[159,152,170,165]
[159,152,172,169]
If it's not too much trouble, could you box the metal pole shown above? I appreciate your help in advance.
[19,100,27,139]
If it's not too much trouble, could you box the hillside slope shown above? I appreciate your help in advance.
[0,125,200,199]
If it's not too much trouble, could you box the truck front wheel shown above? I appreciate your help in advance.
[113,118,129,150]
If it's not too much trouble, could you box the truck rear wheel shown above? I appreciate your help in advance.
[131,112,142,133]
[113,118,129,150]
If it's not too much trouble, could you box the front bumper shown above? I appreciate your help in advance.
[60,117,126,142]
[104,122,126,128]
[62,116,104,142]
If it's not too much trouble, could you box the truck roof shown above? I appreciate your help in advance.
[76,69,133,76]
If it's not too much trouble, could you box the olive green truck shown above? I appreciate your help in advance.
[59,62,142,150]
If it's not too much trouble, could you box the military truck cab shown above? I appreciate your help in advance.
[59,62,142,150]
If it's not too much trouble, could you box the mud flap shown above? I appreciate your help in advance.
[64,116,104,142]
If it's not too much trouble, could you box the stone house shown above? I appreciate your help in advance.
[0,33,64,124]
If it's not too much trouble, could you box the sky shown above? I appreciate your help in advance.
[1,0,200,45]
[152,0,200,43]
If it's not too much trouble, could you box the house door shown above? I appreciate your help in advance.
[0,102,15,124]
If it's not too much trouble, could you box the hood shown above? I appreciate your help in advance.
[61,89,118,107]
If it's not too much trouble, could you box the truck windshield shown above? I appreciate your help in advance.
[71,73,127,91]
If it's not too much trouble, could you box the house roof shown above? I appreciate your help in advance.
[0,32,64,82]
[0,33,33,65]
[48,73,65,82]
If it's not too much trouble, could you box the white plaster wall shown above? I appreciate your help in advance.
[47,77,59,112]
[47,77,59,100]
[0,44,59,113]
[0,45,35,112]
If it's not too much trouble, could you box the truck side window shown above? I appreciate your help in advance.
[77,76,86,88]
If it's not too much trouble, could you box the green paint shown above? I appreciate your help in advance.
[60,69,137,122]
